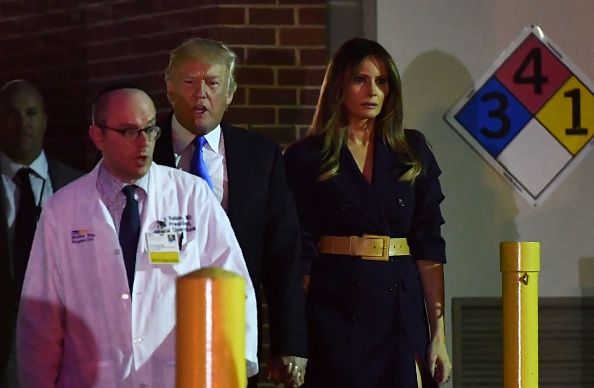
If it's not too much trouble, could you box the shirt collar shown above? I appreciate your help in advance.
[171,114,221,154]
[96,160,150,199]
[0,150,49,181]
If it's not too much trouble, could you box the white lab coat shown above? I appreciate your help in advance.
[17,162,258,388]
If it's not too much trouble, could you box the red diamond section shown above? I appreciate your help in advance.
[495,34,571,114]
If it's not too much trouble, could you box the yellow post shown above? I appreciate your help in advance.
[176,268,246,388]
[500,241,540,388]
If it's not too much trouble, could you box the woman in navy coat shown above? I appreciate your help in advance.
[284,38,452,387]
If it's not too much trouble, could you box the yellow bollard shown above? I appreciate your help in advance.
[500,241,540,388]
[176,267,246,388]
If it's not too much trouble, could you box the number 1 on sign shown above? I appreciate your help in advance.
[564,88,587,135]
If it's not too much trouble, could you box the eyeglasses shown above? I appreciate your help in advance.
[100,124,161,142]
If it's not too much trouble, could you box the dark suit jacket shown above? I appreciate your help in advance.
[0,156,83,377]
[283,130,446,387]
[153,117,307,358]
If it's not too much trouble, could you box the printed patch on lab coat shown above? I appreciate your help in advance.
[71,229,95,244]
[146,232,181,264]
[152,215,196,234]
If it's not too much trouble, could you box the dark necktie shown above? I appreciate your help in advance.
[119,185,140,292]
[13,168,38,298]
[190,135,214,190]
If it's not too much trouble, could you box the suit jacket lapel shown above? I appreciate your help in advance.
[222,124,253,228]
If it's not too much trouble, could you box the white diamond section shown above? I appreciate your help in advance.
[497,118,571,198]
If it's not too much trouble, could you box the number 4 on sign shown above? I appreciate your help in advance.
[513,48,549,95]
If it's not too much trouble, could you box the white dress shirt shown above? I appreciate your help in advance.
[170,115,229,211]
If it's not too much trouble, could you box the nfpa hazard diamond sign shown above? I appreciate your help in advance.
[445,25,594,206]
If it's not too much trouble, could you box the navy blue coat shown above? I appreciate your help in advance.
[284,129,446,388]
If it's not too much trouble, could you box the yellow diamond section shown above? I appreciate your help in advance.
[537,76,594,155]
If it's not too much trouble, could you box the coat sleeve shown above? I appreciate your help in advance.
[407,131,447,263]
[196,183,260,376]
[17,203,65,388]
[260,144,307,357]
[283,141,320,276]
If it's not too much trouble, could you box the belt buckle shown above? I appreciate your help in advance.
[361,234,390,261]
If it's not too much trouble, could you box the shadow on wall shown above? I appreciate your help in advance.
[400,49,520,294]
[578,257,594,296]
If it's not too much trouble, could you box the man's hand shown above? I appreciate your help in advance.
[268,355,307,387]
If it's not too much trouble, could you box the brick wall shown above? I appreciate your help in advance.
[0,0,328,171]
[0,1,327,385]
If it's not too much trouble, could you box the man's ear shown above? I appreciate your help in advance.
[88,124,104,152]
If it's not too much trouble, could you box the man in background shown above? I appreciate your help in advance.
[153,38,307,387]
[0,79,82,387]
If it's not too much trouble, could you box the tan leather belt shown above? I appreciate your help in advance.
[318,234,410,261]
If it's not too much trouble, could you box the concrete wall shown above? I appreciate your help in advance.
[377,1,594,386]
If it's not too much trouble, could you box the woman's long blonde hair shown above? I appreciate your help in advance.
[309,37,421,182]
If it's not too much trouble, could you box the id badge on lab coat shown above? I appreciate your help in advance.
[146,232,181,264]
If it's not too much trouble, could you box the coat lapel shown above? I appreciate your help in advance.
[371,137,412,218]
[330,137,411,232]
[330,143,389,231]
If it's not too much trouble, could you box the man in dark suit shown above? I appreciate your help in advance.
[0,79,83,387]
[153,38,307,387]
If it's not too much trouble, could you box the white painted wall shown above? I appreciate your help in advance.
[377,1,594,385]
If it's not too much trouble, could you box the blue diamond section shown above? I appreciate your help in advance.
[455,77,532,158]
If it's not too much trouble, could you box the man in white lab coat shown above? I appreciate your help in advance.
[17,86,258,387]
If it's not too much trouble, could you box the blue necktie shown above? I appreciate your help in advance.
[190,136,214,190]
[13,168,38,299]
[119,185,140,292]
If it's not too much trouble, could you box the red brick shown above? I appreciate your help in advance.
[232,87,247,105]
[237,67,274,86]
[225,107,276,124]
[229,46,246,63]
[279,107,315,125]
[279,27,325,46]
[249,8,294,25]
[279,0,325,4]
[109,0,162,19]
[0,0,45,17]
[278,68,325,86]
[250,87,297,105]
[300,48,327,66]
[88,54,169,79]
[210,27,276,45]
[81,2,114,24]
[0,18,23,36]
[213,6,246,25]
[299,88,321,105]
[207,0,276,4]
[246,48,296,66]
[298,6,325,25]
[43,8,85,29]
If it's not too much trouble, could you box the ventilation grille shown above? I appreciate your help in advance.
[453,297,594,388]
